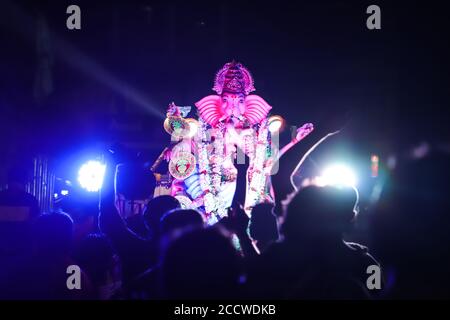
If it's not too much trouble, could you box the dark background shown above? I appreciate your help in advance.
[1,0,449,181]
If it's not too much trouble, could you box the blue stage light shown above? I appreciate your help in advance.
[77,160,106,192]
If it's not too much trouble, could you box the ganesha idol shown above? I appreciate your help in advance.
[157,61,313,225]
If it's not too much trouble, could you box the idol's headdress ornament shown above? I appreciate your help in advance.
[196,61,272,127]
[213,61,256,95]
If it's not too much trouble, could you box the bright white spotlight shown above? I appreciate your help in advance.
[320,164,357,187]
[78,160,106,192]
[61,190,69,196]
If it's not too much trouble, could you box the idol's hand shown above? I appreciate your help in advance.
[294,123,314,142]
[277,122,314,160]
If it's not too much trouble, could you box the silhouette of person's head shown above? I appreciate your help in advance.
[162,227,241,299]
[282,185,358,242]
[61,196,97,243]
[143,195,180,238]
[249,203,279,249]
[33,212,73,258]
[160,208,204,237]
[75,233,119,288]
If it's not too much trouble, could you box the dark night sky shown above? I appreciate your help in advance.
[1,0,449,177]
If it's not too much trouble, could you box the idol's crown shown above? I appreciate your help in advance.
[213,61,255,95]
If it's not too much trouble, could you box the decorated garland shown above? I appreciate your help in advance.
[196,119,228,223]
[245,119,274,210]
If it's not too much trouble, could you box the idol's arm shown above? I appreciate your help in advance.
[277,123,314,160]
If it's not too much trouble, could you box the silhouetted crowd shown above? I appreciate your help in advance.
[1,148,450,300]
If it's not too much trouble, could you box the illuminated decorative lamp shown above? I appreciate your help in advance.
[185,118,199,138]
[164,116,190,139]
[267,115,285,133]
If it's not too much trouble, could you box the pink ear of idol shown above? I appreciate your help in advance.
[244,95,272,125]
[195,95,222,126]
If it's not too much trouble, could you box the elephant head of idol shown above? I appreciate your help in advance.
[195,61,272,128]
